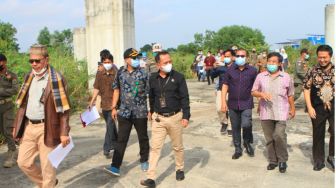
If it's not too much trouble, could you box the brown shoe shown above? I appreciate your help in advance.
[3,150,18,168]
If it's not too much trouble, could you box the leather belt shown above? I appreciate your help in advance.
[0,98,12,105]
[157,110,180,117]
[29,119,45,124]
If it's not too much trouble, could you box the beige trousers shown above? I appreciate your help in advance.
[147,112,184,180]
[17,123,56,188]
[216,91,231,129]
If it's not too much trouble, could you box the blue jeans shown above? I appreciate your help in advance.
[229,109,253,153]
[102,110,118,152]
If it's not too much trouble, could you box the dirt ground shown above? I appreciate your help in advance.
[0,79,334,188]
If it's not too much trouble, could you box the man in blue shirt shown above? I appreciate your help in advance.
[104,48,150,176]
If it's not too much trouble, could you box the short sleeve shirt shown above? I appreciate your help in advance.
[252,71,294,121]
[113,67,149,119]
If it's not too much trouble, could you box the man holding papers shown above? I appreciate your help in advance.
[13,44,71,188]
[89,50,118,158]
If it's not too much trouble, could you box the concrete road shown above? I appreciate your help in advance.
[0,79,334,188]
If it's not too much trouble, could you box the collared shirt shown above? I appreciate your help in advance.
[26,72,49,120]
[113,67,149,119]
[93,66,118,110]
[223,63,257,110]
[149,70,191,120]
[303,63,334,110]
[252,71,294,121]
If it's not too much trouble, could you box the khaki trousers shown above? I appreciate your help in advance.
[216,91,230,128]
[17,123,56,188]
[147,112,184,180]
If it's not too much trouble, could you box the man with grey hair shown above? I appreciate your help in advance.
[13,44,71,187]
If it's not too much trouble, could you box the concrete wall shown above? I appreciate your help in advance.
[73,27,87,61]
[325,4,335,62]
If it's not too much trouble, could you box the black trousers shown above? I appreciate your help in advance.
[206,69,214,85]
[111,116,149,168]
[311,105,334,164]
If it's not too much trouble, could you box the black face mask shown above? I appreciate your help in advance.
[0,65,4,71]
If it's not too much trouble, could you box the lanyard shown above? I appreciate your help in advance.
[158,76,170,97]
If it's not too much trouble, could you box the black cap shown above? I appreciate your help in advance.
[123,48,140,59]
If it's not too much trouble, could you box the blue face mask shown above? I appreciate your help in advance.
[131,59,140,68]
[267,64,278,73]
[305,54,310,60]
[153,52,158,58]
[224,57,231,64]
[235,57,246,66]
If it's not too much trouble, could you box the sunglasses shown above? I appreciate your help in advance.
[236,55,246,58]
[29,59,43,64]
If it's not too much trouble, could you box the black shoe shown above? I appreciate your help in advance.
[220,124,228,134]
[313,162,326,171]
[267,163,278,170]
[227,130,232,137]
[232,152,242,159]
[327,156,335,170]
[279,162,287,173]
[243,142,254,157]
[55,179,58,186]
[176,170,185,181]
[140,179,156,188]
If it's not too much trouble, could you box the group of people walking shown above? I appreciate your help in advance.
[0,43,334,188]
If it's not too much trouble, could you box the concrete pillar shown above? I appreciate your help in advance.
[85,0,135,88]
[73,28,87,61]
[325,4,335,62]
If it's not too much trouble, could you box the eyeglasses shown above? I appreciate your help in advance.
[236,55,246,58]
[29,59,43,64]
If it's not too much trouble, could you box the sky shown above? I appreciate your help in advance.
[0,0,334,52]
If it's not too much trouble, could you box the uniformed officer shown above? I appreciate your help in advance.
[0,53,19,168]
[294,48,309,100]
[146,43,162,75]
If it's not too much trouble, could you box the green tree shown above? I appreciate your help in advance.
[140,44,152,52]
[0,20,19,52]
[37,27,51,46]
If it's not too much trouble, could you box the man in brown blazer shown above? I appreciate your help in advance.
[13,44,71,188]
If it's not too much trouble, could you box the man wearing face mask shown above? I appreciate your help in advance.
[212,49,235,135]
[104,48,150,176]
[303,45,334,171]
[0,53,19,168]
[146,43,162,75]
[294,48,309,100]
[221,48,257,159]
[204,51,216,85]
[252,52,295,173]
[141,51,190,188]
[89,49,118,158]
[13,44,71,187]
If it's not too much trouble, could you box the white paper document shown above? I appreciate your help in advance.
[48,136,74,168]
[80,106,100,127]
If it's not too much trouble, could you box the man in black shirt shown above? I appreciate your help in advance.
[141,51,190,188]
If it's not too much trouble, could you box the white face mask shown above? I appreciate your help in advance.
[33,67,47,76]
[103,63,113,71]
[161,63,172,73]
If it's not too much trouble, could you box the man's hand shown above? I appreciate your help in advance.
[112,109,118,120]
[307,106,316,119]
[87,102,94,111]
[181,119,189,128]
[60,136,70,147]
[289,107,296,119]
[147,112,152,121]
[221,102,228,113]
[260,92,272,102]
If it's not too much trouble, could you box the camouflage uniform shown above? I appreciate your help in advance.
[145,58,158,76]
[0,70,19,167]
[294,59,308,100]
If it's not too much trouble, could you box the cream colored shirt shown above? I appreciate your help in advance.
[26,73,48,120]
